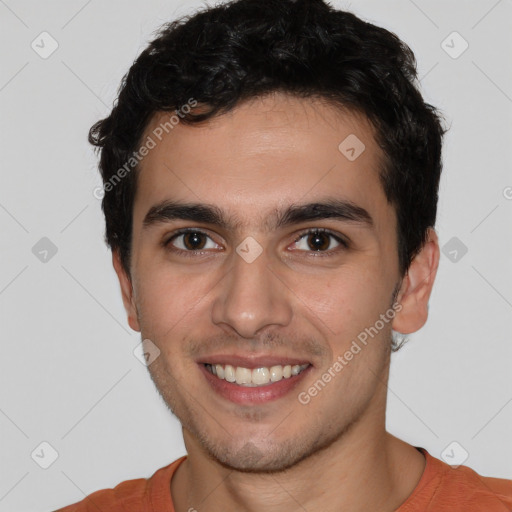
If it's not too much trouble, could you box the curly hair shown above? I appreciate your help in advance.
[89,0,446,284]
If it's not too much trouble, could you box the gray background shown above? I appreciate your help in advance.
[0,0,511,510]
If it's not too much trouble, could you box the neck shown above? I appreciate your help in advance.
[171,404,426,512]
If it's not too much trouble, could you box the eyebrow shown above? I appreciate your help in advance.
[142,198,374,232]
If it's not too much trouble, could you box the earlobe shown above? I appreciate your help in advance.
[112,250,141,332]
[392,228,440,335]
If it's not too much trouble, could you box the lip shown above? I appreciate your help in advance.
[199,362,312,405]
[197,354,312,369]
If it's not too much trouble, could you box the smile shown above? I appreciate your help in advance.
[204,363,310,387]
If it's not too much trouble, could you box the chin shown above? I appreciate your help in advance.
[213,446,303,474]
[199,431,332,474]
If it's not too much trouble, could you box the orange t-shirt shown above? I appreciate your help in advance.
[54,448,512,511]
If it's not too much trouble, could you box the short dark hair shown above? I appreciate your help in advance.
[89,0,446,279]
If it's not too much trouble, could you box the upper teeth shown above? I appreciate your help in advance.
[206,363,309,387]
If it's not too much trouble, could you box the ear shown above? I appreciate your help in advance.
[392,227,440,334]
[112,249,141,332]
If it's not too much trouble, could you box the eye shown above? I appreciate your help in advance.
[290,228,348,254]
[163,227,348,258]
[165,229,221,253]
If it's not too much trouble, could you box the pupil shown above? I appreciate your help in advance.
[308,232,329,251]
[184,232,205,250]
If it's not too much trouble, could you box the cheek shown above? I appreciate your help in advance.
[134,266,212,342]
[290,262,390,339]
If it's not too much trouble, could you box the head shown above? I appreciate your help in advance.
[90,0,445,472]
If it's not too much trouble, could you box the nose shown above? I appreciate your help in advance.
[211,245,293,339]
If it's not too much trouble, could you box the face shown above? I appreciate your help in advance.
[115,93,426,472]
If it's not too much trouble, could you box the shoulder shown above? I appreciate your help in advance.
[52,457,186,512]
[400,448,512,512]
[437,461,512,509]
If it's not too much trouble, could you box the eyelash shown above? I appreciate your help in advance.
[163,227,349,258]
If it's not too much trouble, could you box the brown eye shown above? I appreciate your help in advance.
[291,229,348,253]
[182,232,207,250]
[306,232,331,251]
[166,230,219,252]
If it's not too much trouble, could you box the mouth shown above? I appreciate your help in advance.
[204,362,310,387]
[198,358,313,405]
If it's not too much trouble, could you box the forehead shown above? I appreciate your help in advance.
[133,93,393,234]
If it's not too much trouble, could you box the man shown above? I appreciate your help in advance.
[56,0,512,510]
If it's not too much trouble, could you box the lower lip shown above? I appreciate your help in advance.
[199,364,312,405]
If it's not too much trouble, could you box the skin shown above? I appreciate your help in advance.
[113,92,440,512]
